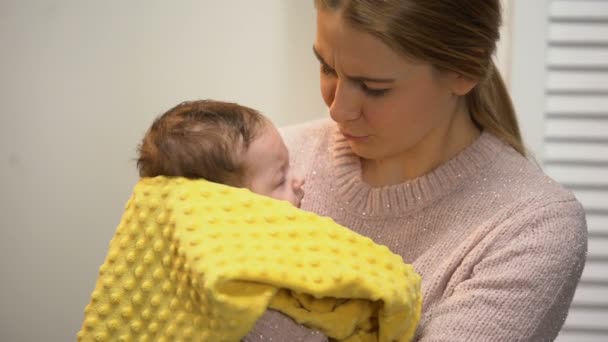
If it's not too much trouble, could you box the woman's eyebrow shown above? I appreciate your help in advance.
[312,45,395,83]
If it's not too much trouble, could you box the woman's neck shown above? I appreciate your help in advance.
[361,110,480,187]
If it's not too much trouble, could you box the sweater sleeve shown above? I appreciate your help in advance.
[417,199,587,342]
[244,310,328,342]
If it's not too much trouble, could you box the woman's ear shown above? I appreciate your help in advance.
[448,73,478,96]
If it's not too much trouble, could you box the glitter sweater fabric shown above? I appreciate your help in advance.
[78,177,422,342]
[247,120,588,342]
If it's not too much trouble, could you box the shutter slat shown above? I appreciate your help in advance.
[587,215,608,236]
[545,165,608,186]
[580,261,608,284]
[549,23,608,44]
[546,95,608,115]
[550,1,608,20]
[572,283,608,306]
[546,118,608,139]
[563,307,608,330]
[547,71,608,92]
[557,331,608,342]
[588,237,608,259]
[547,47,608,68]
[545,142,608,162]
[571,189,608,212]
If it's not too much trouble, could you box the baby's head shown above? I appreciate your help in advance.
[137,100,304,207]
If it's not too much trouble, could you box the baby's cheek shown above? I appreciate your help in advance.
[269,189,287,202]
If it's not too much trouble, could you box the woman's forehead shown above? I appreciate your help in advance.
[315,10,419,79]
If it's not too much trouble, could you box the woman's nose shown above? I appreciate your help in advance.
[329,80,361,123]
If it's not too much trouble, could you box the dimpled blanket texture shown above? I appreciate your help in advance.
[78,177,422,342]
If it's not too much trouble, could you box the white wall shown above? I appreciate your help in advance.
[495,0,513,87]
[0,1,323,341]
[509,0,551,159]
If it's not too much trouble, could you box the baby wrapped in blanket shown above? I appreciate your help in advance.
[78,100,421,341]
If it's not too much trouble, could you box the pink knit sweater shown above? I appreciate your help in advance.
[246,119,587,342]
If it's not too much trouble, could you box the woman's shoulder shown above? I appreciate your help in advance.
[482,133,580,205]
[455,133,587,245]
[279,118,334,147]
[279,118,335,169]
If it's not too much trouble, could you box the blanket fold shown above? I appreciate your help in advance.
[78,177,422,342]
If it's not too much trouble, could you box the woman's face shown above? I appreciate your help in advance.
[314,9,471,162]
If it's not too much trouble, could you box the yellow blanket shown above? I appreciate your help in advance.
[78,177,422,342]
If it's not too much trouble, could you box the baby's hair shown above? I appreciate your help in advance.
[136,99,266,186]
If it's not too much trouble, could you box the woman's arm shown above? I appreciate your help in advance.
[244,310,328,342]
[417,200,587,342]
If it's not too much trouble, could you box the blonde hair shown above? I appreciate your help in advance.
[315,0,525,156]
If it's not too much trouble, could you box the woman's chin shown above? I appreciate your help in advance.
[348,141,380,160]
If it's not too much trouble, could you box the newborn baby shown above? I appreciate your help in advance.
[137,99,305,207]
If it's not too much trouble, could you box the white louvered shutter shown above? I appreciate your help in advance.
[545,1,608,341]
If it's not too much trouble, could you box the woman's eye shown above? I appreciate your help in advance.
[361,83,389,97]
[321,64,335,75]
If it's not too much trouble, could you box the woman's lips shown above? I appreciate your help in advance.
[341,131,370,142]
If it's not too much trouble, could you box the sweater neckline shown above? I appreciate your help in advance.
[329,128,503,217]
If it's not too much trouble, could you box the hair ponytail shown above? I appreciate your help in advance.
[467,61,525,156]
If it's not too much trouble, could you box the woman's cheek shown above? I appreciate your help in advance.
[320,76,336,108]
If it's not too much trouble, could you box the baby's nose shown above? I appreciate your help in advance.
[293,175,305,189]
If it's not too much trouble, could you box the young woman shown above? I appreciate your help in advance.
[246,1,587,341]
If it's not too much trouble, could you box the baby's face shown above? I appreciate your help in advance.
[242,122,305,207]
